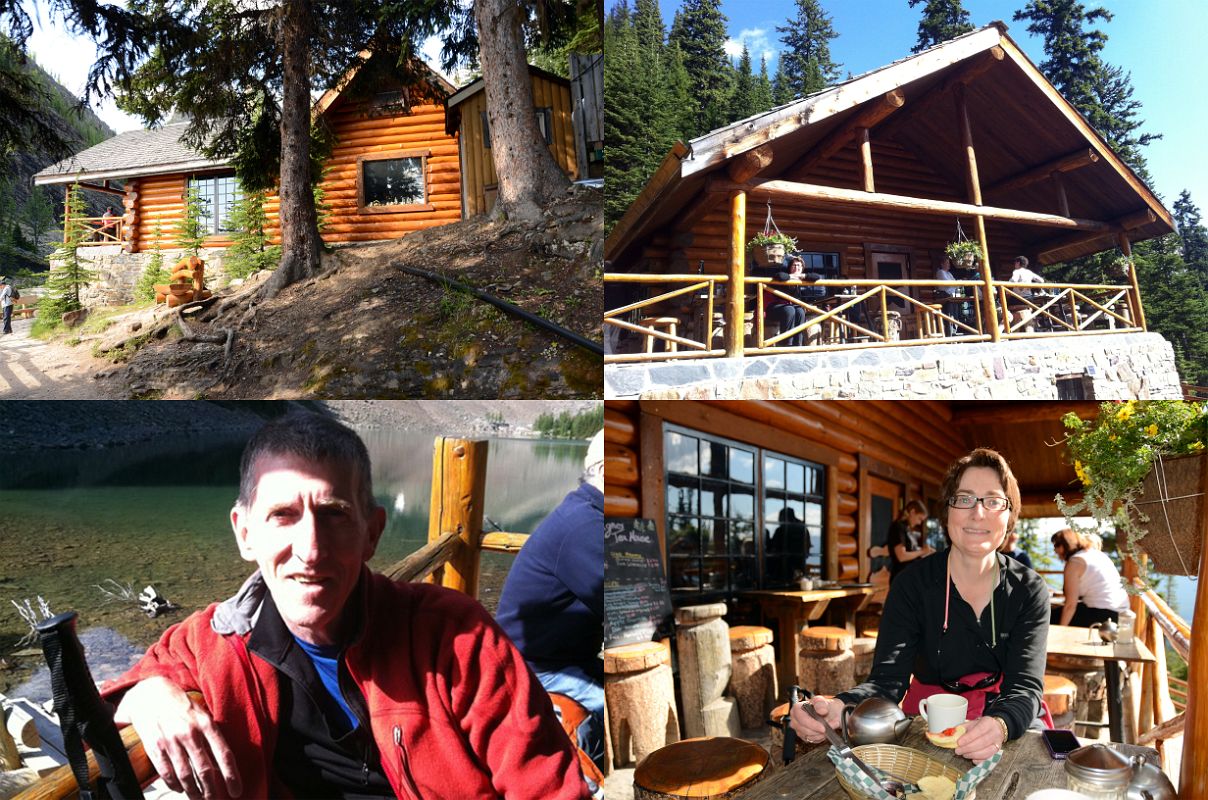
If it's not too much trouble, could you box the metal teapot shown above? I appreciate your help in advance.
[1088,620,1119,644]
[840,697,911,746]
[1067,744,1176,800]
[1126,756,1177,800]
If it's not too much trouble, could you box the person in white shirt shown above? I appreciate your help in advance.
[1006,256,1046,331]
[1050,528,1129,627]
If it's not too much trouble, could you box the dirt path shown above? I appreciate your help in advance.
[0,316,119,398]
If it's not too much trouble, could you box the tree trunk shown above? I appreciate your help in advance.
[473,0,571,222]
[261,0,322,300]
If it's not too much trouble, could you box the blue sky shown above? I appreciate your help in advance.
[607,0,1208,217]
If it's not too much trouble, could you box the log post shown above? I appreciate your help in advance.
[1119,233,1147,331]
[1178,452,1208,799]
[956,83,1001,341]
[858,127,874,193]
[62,187,70,244]
[727,191,747,359]
[1053,171,1070,218]
[426,437,488,597]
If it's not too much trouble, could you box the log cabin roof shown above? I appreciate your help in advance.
[443,64,571,136]
[605,22,1174,270]
[33,54,452,187]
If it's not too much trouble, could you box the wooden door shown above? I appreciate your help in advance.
[870,251,915,337]
[867,475,903,604]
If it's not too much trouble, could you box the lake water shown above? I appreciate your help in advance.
[0,428,586,692]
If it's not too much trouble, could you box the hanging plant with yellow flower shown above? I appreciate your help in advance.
[1056,400,1208,587]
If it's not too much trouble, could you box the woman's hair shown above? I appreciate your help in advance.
[1051,528,1088,558]
[938,447,1021,539]
[898,499,927,520]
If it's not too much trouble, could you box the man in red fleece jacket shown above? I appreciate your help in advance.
[104,412,588,800]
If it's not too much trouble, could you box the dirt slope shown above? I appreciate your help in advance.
[102,184,603,398]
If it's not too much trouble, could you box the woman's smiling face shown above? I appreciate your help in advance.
[946,466,1010,559]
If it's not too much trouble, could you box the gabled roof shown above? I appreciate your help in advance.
[34,54,454,187]
[443,64,570,135]
[606,22,1174,268]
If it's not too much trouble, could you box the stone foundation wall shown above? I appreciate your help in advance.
[52,247,234,307]
[605,332,1183,400]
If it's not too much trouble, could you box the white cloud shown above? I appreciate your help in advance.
[724,27,779,68]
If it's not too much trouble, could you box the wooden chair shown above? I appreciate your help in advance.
[633,737,769,799]
[915,304,945,338]
[639,316,680,354]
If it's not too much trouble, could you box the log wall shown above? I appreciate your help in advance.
[605,400,968,591]
[454,72,579,218]
[128,99,461,251]
[643,138,1028,281]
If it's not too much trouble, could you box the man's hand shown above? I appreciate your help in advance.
[953,715,1006,764]
[788,695,844,744]
[114,676,242,799]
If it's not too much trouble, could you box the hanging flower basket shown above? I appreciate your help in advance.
[1107,256,1132,281]
[945,240,982,269]
[747,203,797,268]
[1131,452,1207,576]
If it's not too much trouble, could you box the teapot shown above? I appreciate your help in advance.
[1088,620,1119,644]
[841,697,911,746]
[1066,744,1177,800]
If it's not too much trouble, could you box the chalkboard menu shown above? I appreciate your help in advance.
[604,517,673,649]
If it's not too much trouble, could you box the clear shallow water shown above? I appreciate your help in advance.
[0,428,585,691]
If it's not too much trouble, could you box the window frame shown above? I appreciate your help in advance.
[355,148,434,215]
[186,173,242,237]
[481,107,555,150]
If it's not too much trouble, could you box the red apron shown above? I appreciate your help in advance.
[901,672,1055,728]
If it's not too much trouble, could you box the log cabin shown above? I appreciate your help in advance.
[604,23,1181,400]
[605,399,1202,787]
[32,52,461,253]
[444,64,580,218]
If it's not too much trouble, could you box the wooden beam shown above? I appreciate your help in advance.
[956,84,984,207]
[984,147,1100,195]
[1119,232,1147,331]
[727,190,747,358]
[858,127,875,192]
[722,177,1115,233]
[1119,207,1158,231]
[74,181,127,197]
[1177,453,1208,800]
[1053,171,1070,218]
[671,192,726,236]
[787,89,905,180]
[951,400,1099,425]
[727,144,775,184]
[880,47,1005,143]
[1137,713,1185,747]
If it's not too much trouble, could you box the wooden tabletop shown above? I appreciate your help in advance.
[1046,624,1156,664]
[738,717,1158,799]
[739,586,876,605]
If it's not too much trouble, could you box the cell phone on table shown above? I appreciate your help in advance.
[1041,728,1080,759]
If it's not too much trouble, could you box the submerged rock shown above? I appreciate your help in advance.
[10,627,143,705]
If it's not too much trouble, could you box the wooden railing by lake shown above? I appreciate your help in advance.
[605,273,1144,363]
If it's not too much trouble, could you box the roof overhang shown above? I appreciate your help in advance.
[606,22,1174,269]
[33,158,231,186]
[444,64,573,135]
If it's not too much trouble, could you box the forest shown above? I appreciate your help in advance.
[605,0,1208,385]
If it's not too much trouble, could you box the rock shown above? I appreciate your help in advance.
[130,321,142,332]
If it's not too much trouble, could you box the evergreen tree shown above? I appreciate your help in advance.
[1013,0,1110,113]
[771,57,794,104]
[37,183,95,328]
[22,186,55,251]
[664,40,695,140]
[633,0,665,54]
[754,54,775,112]
[1134,236,1208,386]
[134,218,169,303]
[175,186,207,258]
[908,0,974,52]
[669,0,732,137]
[1085,62,1158,177]
[728,44,757,122]
[1173,190,1208,288]
[225,189,282,280]
[775,0,841,99]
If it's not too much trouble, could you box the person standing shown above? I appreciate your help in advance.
[1,276,14,335]
[886,499,932,581]
[497,429,605,786]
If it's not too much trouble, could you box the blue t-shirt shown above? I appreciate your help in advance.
[292,636,359,733]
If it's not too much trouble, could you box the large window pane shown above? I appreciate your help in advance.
[666,432,696,474]
[667,479,697,516]
[730,449,754,483]
[787,462,805,494]
[764,455,784,491]
[668,516,700,556]
[729,489,754,520]
[363,156,425,207]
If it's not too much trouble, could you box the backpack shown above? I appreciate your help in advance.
[10,285,18,300]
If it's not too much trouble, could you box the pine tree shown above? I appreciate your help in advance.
[1134,236,1208,385]
[22,186,55,252]
[669,0,732,137]
[1012,1,1110,122]
[225,190,282,280]
[633,0,665,54]
[908,0,974,52]
[728,44,757,122]
[133,218,169,303]
[1173,190,1208,289]
[1085,62,1159,177]
[771,57,794,104]
[175,186,207,258]
[664,41,695,141]
[754,54,775,112]
[775,0,841,99]
[38,183,96,327]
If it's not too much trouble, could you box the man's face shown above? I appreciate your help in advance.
[230,453,384,645]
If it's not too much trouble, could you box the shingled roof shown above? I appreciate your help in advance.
[32,121,226,186]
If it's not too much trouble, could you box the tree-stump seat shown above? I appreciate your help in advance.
[633,737,769,799]
[605,641,679,768]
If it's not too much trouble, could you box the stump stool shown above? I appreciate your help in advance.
[1043,674,1078,730]
[677,603,740,739]
[633,737,769,800]
[605,641,680,768]
[852,637,877,683]
[728,626,777,730]
[640,316,680,353]
[1047,656,1107,739]
[765,702,808,770]
[797,625,854,696]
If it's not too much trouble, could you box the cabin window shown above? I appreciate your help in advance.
[481,107,554,150]
[187,174,242,236]
[795,251,841,276]
[368,90,409,118]
[664,424,826,605]
[357,150,431,212]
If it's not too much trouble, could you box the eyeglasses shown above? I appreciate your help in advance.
[940,669,1002,695]
[947,494,1011,512]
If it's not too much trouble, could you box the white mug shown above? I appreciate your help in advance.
[918,693,968,733]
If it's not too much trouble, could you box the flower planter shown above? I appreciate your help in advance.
[750,243,786,268]
[1132,452,1207,575]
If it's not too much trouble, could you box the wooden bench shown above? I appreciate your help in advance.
[10,298,36,319]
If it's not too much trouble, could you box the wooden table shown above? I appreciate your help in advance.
[737,717,1158,799]
[1047,624,1156,744]
[740,586,875,693]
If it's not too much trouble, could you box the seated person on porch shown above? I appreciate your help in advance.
[1050,527,1129,627]
[103,412,587,800]
[755,255,815,347]
[790,447,1050,764]
[934,256,962,335]
[95,207,118,240]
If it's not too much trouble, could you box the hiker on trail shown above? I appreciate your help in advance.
[104,412,588,800]
[497,428,605,790]
[1,276,14,335]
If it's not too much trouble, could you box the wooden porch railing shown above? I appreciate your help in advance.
[69,216,124,247]
[604,272,1144,362]
[1129,577,1187,772]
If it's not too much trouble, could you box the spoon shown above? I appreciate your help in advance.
[799,699,907,798]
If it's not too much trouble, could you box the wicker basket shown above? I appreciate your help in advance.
[836,744,971,800]
[1134,452,1206,576]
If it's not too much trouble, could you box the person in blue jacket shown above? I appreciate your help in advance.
[497,428,605,780]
